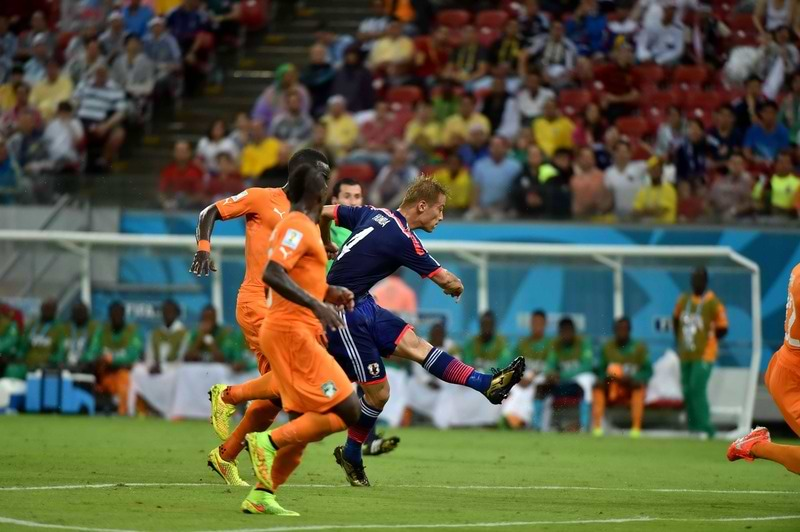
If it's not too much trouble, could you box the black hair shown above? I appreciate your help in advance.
[558,317,575,330]
[553,147,573,158]
[57,101,73,113]
[207,118,227,139]
[759,100,779,113]
[109,301,125,313]
[10,65,23,76]
[745,74,763,85]
[202,304,216,314]
[162,299,180,315]
[288,148,330,177]
[480,310,495,320]
[286,163,326,204]
[331,178,360,198]
[615,316,631,329]
[124,33,140,45]
[532,309,546,319]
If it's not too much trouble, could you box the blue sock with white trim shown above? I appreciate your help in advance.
[422,347,492,392]
[343,397,381,466]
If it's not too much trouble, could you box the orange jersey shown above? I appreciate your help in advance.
[215,188,290,300]
[784,263,800,353]
[264,211,329,332]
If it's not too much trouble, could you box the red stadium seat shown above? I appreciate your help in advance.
[641,105,666,134]
[386,86,423,106]
[727,12,756,34]
[672,65,708,89]
[475,9,509,29]
[616,116,650,139]
[649,90,681,109]
[558,89,592,118]
[478,27,501,47]
[682,91,721,114]
[241,0,269,30]
[631,141,652,161]
[436,9,471,28]
[632,64,666,86]
[336,163,376,185]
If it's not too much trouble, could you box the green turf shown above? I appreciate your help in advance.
[0,416,798,531]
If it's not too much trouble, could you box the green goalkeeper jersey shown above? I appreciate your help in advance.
[598,339,652,384]
[327,223,351,272]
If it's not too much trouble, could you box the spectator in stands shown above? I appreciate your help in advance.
[745,101,791,163]
[481,76,519,138]
[143,17,182,101]
[0,67,23,112]
[369,142,418,207]
[592,316,652,437]
[64,302,98,371]
[457,124,490,170]
[19,299,64,375]
[654,106,684,158]
[414,26,450,81]
[573,102,606,149]
[758,26,800,83]
[688,5,730,68]
[167,0,212,93]
[0,137,23,203]
[185,305,234,363]
[301,43,335,119]
[100,11,128,60]
[124,0,156,37]
[754,150,799,217]
[302,122,335,166]
[709,153,754,221]
[65,38,107,86]
[252,63,310,129]
[269,90,314,149]
[112,34,156,121]
[255,143,292,187]
[432,151,471,213]
[444,25,489,88]
[515,71,555,126]
[205,151,243,201]
[442,93,491,148]
[357,100,401,160]
[733,76,767,132]
[16,11,53,60]
[490,19,524,72]
[432,79,460,122]
[197,119,239,172]
[675,118,710,189]
[320,94,357,160]
[206,0,242,46]
[522,21,577,88]
[358,0,390,52]
[159,140,203,208]
[7,109,51,182]
[512,144,549,217]
[519,0,550,45]
[536,317,594,432]
[780,71,800,143]
[566,0,608,58]
[145,299,188,371]
[228,112,250,151]
[44,101,85,178]
[707,105,743,168]
[30,59,74,121]
[532,98,575,158]
[23,34,49,86]
[404,100,442,154]
[468,136,522,220]
[313,21,355,69]
[331,45,376,113]
[368,18,414,71]
[753,0,799,38]
[571,146,610,219]
[73,63,127,170]
[0,16,17,69]
[540,147,574,219]
[87,301,142,415]
[462,310,511,366]
[635,3,685,66]
[240,119,281,179]
[604,140,647,220]
[66,23,101,64]
[598,42,638,124]
[633,156,677,223]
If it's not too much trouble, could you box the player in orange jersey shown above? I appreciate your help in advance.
[190,148,330,486]
[241,163,359,516]
[728,262,800,474]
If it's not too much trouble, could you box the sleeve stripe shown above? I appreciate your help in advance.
[333,204,340,225]
[424,266,443,279]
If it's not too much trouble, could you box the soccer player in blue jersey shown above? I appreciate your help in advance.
[320,176,525,487]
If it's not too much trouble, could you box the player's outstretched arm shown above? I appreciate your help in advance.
[319,205,337,257]
[263,261,345,329]
[430,268,464,299]
[190,204,223,276]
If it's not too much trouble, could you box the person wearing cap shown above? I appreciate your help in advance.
[124,0,156,38]
[143,16,182,99]
[23,34,49,85]
[632,156,677,223]
[72,63,127,170]
[100,11,128,61]
[319,94,358,160]
[31,59,74,121]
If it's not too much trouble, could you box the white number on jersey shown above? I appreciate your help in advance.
[337,227,374,261]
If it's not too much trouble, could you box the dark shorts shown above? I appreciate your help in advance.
[327,294,412,384]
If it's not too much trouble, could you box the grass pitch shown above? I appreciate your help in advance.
[0,416,798,531]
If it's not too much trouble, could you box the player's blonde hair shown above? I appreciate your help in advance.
[399,175,448,208]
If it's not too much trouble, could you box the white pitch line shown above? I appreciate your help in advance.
[0,516,136,532]
[1,483,799,496]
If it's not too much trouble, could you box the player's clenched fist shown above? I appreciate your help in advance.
[325,285,355,311]
[190,250,216,276]
[443,277,464,299]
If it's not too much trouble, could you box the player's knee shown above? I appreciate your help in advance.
[363,382,390,409]
[336,394,361,426]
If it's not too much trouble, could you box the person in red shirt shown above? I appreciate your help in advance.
[204,151,244,202]
[159,140,204,209]
[598,43,640,124]
[414,26,450,81]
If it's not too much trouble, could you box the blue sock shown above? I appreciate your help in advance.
[533,399,545,430]
[579,401,591,432]
[423,347,492,392]
[343,397,382,466]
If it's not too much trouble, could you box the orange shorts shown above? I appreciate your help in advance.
[259,323,352,414]
[765,346,800,437]
[236,297,270,374]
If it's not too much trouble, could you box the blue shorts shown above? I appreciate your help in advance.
[326,294,412,384]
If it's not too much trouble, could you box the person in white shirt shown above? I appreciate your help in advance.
[635,0,697,31]
[44,101,85,169]
[603,140,648,219]
[515,71,556,126]
[636,3,687,66]
[196,118,239,172]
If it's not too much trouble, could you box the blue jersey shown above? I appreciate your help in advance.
[327,205,442,299]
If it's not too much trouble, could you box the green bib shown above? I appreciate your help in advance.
[551,335,588,374]
[601,340,648,377]
[463,335,509,366]
[516,336,551,373]
[25,320,65,368]
[676,293,722,361]
[151,326,188,364]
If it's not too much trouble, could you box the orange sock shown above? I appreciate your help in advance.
[631,388,645,431]
[271,443,307,491]
[270,412,347,448]
[752,441,800,474]
[592,388,605,430]
[223,373,279,405]
[220,399,281,462]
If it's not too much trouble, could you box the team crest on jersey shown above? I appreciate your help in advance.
[282,229,303,249]
[368,363,381,377]
[321,380,338,398]
[224,190,248,204]
[372,213,390,227]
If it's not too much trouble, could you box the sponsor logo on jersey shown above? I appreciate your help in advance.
[368,363,381,377]
[282,229,303,250]
[372,213,390,227]
[321,380,338,398]
[224,190,248,204]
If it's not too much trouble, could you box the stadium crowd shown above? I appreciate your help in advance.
[0,0,235,203]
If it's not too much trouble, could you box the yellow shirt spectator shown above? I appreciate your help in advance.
[404,118,442,149]
[442,112,490,147]
[433,166,472,210]
[31,75,74,121]
[369,34,415,69]
[0,83,17,112]
[240,137,282,179]
[321,109,358,160]
[633,181,677,223]
[532,115,575,157]
[154,0,181,14]
[756,173,800,211]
